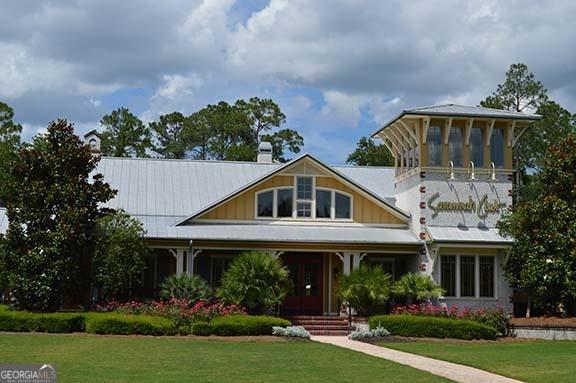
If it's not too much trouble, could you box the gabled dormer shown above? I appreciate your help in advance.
[177,154,409,227]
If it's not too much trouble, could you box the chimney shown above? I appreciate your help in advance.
[84,129,102,155]
[257,141,273,163]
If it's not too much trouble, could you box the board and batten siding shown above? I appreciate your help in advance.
[198,173,405,225]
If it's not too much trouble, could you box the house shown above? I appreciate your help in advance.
[2,104,541,315]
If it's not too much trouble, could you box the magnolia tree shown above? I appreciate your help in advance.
[498,134,576,315]
[3,120,116,311]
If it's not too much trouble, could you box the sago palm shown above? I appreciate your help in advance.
[393,273,444,304]
[337,265,392,316]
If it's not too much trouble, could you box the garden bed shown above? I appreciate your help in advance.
[510,317,576,328]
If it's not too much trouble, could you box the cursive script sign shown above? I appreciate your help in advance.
[427,192,506,219]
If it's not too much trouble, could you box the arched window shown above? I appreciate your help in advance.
[490,128,504,168]
[427,126,442,166]
[449,127,463,167]
[469,128,484,167]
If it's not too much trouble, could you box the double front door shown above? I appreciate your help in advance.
[280,253,323,315]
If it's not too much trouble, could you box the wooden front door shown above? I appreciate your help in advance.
[281,253,323,315]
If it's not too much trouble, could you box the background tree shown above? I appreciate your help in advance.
[100,108,152,157]
[204,101,253,161]
[346,136,394,166]
[0,102,22,206]
[498,134,576,316]
[93,210,148,300]
[149,112,191,159]
[4,120,116,311]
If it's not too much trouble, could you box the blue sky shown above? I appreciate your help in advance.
[1,0,575,164]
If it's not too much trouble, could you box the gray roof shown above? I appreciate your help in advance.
[135,216,419,244]
[372,103,541,138]
[97,156,397,218]
[0,208,7,234]
[427,226,513,244]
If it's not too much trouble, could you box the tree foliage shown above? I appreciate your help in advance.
[3,120,116,311]
[392,273,444,304]
[346,136,394,166]
[337,264,392,316]
[217,251,290,315]
[498,134,576,312]
[149,112,191,159]
[100,108,152,157]
[0,101,22,206]
[93,210,148,300]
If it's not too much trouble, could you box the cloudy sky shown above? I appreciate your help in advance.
[2,0,575,163]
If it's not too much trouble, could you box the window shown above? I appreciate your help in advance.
[277,188,293,217]
[469,128,484,167]
[427,126,442,166]
[440,255,496,298]
[440,255,456,297]
[448,127,463,167]
[257,190,273,217]
[316,189,332,218]
[460,256,475,297]
[479,256,495,297]
[335,192,351,219]
[490,128,504,168]
[297,176,313,199]
[297,202,312,217]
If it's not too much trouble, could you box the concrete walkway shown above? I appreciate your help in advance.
[312,336,524,383]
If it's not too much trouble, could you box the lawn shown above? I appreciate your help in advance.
[0,334,450,383]
[378,339,576,383]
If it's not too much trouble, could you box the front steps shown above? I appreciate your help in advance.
[286,315,353,336]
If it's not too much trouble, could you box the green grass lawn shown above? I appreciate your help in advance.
[0,334,450,383]
[379,339,576,383]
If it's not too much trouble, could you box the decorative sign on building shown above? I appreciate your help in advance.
[427,192,507,219]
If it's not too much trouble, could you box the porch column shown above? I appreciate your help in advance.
[169,248,185,276]
[352,253,367,271]
[336,252,353,275]
[187,249,202,275]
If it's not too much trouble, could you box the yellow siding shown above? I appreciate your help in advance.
[198,172,405,225]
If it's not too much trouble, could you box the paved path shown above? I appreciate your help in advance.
[312,336,524,383]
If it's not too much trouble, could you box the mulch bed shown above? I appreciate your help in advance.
[362,336,538,345]
[510,317,576,329]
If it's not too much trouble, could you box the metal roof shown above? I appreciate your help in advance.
[372,103,541,138]
[97,156,398,218]
[0,208,7,234]
[427,226,513,244]
[135,216,420,244]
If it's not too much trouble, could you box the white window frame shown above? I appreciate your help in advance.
[438,254,497,299]
[253,176,353,221]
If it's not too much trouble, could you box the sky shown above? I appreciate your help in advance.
[1,0,575,164]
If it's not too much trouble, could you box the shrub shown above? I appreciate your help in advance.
[272,325,310,339]
[209,315,291,336]
[392,304,509,335]
[0,310,85,333]
[160,274,212,301]
[392,273,444,304]
[191,322,214,336]
[337,265,392,316]
[369,315,497,340]
[85,313,177,336]
[217,252,290,315]
[348,325,390,340]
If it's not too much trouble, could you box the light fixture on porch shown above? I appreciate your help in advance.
[468,161,475,181]
[489,162,497,181]
[446,161,455,180]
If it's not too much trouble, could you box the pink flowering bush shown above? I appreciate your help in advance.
[392,304,509,335]
[94,298,246,327]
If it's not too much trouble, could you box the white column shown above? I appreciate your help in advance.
[187,249,201,275]
[352,253,361,270]
[169,249,185,276]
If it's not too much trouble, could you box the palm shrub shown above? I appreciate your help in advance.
[392,273,444,304]
[160,274,213,301]
[217,251,290,315]
[337,265,392,316]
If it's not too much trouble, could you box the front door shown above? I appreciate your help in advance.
[281,253,323,315]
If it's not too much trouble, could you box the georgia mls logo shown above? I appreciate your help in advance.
[0,364,56,383]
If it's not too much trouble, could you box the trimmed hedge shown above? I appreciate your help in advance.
[0,310,85,333]
[191,322,214,336]
[85,313,177,336]
[369,315,497,340]
[206,315,291,336]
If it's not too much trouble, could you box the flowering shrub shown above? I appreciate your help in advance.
[391,304,509,335]
[94,298,246,327]
[348,325,390,340]
[272,325,311,339]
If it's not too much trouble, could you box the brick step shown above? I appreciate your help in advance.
[300,325,352,331]
[290,320,349,326]
[285,316,344,320]
[308,330,351,336]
